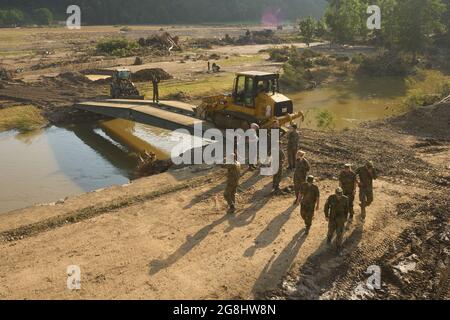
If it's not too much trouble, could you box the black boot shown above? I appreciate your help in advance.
[348,211,354,223]
[305,227,310,236]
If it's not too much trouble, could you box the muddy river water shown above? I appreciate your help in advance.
[0,76,408,214]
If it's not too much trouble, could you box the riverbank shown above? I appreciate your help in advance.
[1,103,448,299]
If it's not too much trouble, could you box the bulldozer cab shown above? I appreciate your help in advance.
[110,68,143,100]
[233,71,279,108]
[114,69,132,80]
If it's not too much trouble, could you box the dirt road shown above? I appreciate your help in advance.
[0,111,448,299]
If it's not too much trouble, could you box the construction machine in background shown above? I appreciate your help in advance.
[110,68,144,99]
[195,71,304,130]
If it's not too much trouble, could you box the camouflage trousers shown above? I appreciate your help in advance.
[273,168,283,190]
[224,183,238,208]
[327,218,346,249]
[359,187,374,218]
[153,88,159,102]
[287,147,298,169]
[293,172,307,198]
[300,203,315,229]
[343,190,355,218]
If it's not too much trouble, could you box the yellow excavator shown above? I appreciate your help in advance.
[196,71,303,130]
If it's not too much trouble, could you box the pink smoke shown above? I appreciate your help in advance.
[261,7,283,27]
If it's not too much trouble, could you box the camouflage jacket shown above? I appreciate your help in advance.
[300,183,320,205]
[356,166,377,189]
[225,162,241,186]
[339,170,357,193]
[295,158,310,176]
[287,130,300,149]
[324,194,349,221]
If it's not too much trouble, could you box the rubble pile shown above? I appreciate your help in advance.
[138,32,181,53]
[0,67,12,81]
[134,151,173,178]
[132,68,173,82]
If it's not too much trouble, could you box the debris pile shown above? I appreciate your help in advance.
[58,72,93,84]
[189,29,282,48]
[131,68,173,82]
[376,195,450,299]
[138,32,181,54]
[384,103,450,140]
[234,29,282,45]
[134,151,173,178]
[209,53,220,60]
[165,91,191,102]
[0,67,12,81]
[189,38,224,49]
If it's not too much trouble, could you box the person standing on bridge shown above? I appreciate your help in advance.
[152,74,160,103]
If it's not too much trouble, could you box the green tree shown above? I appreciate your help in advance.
[299,16,317,46]
[379,0,446,59]
[325,0,367,45]
[4,9,25,26]
[316,110,335,130]
[0,10,6,27]
[315,18,328,38]
[34,8,53,26]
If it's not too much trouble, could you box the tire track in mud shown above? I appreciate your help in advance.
[266,207,405,300]
[267,190,449,300]
[264,126,449,300]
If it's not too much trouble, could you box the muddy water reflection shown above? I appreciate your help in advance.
[0,120,181,214]
[290,76,407,129]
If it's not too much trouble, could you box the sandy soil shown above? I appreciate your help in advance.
[0,118,448,300]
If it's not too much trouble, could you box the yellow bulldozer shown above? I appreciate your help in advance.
[195,71,303,130]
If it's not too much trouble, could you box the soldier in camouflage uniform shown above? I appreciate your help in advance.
[356,161,377,221]
[299,175,320,235]
[324,187,349,253]
[224,153,241,214]
[338,164,357,222]
[287,123,300,170]
[293,151,310,205]
[272,147,286,194]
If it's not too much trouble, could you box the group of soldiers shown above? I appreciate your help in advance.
[223,123,378,254]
